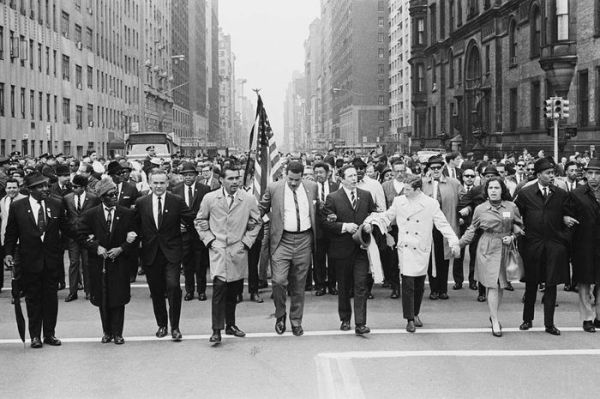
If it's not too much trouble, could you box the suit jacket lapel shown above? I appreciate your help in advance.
[24,200,39,231]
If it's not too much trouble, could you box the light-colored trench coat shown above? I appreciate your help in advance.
[195,188,262,282]
[385,192,459,277]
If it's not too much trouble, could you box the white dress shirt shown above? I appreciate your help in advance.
[184,183,195,207]
[283,183,311,232]
[74,191,87,210]
[538,183,549,197]
[393,179,405,195]
[317,181,330,202]
[152,193,166,228]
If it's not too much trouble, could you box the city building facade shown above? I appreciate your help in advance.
[218,28,236,149]
[171,0,191,154]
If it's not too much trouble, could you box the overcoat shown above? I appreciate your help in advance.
[514,183,570,285]
[565,184,600,284]
[195,188,261,282]
[384,192,458,277]
[78,205,137,307]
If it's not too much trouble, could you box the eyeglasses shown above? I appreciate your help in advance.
[104,192,118,198]
[463,174,476,178]
[526,168,535,172]
[429,166,442,170]
[516,164,525,167]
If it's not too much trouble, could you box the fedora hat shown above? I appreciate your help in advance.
[180,162,198,174]
[106,161,122,176]
[426,155,445,167]
[482,165,499,177]
[25,173,49,189]
[584,158,600,171]
[534,157,555,174]
[352,224,371,249]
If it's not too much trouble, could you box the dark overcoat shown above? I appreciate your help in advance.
[78,205,137,307]
[565,184,600,284]
[514,183,570,285]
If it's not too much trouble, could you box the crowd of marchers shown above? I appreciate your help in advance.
[1,145,599,348]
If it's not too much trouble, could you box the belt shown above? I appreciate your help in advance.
[283,229,312,235]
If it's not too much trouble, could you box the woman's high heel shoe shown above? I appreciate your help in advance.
[490,317,503,337]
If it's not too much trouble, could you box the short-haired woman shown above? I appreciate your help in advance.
[459,177,524,337]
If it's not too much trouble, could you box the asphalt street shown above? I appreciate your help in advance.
[1,266,599,399]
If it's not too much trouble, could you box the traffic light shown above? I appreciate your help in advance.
[553,97,563,119]
[561,99,570,119]
[545,98,554,119]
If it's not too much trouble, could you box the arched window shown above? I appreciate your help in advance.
[509,20,517,65]
[530,5,541,58]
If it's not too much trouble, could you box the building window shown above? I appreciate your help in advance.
[76,105,83,129]
[37,43,41,72]
[75,24,82,45]
[457,0,462,26]
[45,46,49,75]
[485,45,490,74]
[85,27,93,50]
[378,32,384,43]
[556,0,569,41]
[378,95,385,105]
[53,50,57,76]
[38,92,42,121]
[430,4,436,45]
[597,67,600,126]
[467,0,479,19]
[378,111,385,121]
[378,79,385,90]
[416,18,425,45]
[449,52,454,87]
[579,70,589,127]
[87,66,93,88]
[46,93,50,121]
[457,57,462,83]
[0,83,4,116]
[509,21,517,66]
[20,88,25,119]
[29,90,34,120]
[76,65,82,88]
[531,81,540,130]
[378,17,384,27]
[62,97,70,123]
[378,64,385,74]
[87,103,93,125]
[510,88,518,131]
[432,62,437,90]
[29,39,34,69]
[10,85,15,117]
[416,64,425,92]
[440,0,446,39]
[0,26,4,60]
[54,95,57,122]
[531,5,541,58]
[449,0,455,33]
[62,55,70,80]
[61,11,69,38]
[378,48,384,58]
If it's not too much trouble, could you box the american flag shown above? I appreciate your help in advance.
[250,95,282,201]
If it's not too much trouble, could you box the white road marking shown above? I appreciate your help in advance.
[315,348,600,399]
[0,326,587,345]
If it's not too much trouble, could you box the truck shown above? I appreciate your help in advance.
[126,132,178,162]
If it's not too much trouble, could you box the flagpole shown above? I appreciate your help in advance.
[243,90,262,185]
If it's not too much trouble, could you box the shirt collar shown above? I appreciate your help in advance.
[537,182,549,193]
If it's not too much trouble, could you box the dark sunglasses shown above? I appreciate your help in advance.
[429,166,442,170]
[464,174,476,178]
[526,168,535,172]
[516,164,525,167]
[104,192,118,198]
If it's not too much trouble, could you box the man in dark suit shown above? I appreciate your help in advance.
[49,164,72,199]
[171,162,211,301]
[79,177,138,344]
[63,175,100,302]
[442,152,463,181]
[322,165,378,335]
[259,161,319,336]
[312,162,339,296]
[4,173,67,348]
[107,161,141,282]
[515,158,571,336]
[135,169,195,341]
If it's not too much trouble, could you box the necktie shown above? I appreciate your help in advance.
[321,182,325,202]
[188,186,193,207]
[543,187,548,199]
[76,195,81,212]
[37,200,46,233]
[157,196,163,227]
[292,189,301,231]
[228,194,234,209]
[8,197,13,207]
[351,190,357,210]
[106,208,113,232]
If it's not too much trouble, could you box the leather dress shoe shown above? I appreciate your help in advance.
[583,321,596,333]
[275,314,286,335]
[505,281,514,291]
[390,289,400,299]
[355,325,371,335]
[340,321,351,331]
[250,293,264,303]
[469,282,478,290]
[315,288,326,296]
[65,293,78,302]
[198,293,207,301]
[477,295,486,302]
[367,292,374,299]
[328,287,338,295]
[519,321,533,330]
[439,292,449,300]
[429,292,439,300]
[545,325,561,336]
[156,326,168,338]
[292,326,304,336]
[225,325,246,337]
[171,328,183,341]
[31,337,43,348]
[594,319,600,328]
[184,292,194,301]
[452,283,463,290]
[101,334,113,344]
[43,336,62,346]
[209,329,222,343]
[406,320,416,333]
[414,315,423,328]
[114,336,125,345]
[490,317,502,337]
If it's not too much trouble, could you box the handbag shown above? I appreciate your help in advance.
[505,240,524,281]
